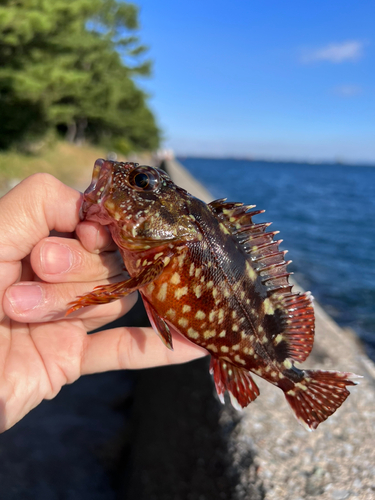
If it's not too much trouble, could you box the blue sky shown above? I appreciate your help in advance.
[135,0,374,163]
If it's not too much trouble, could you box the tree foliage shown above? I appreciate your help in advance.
[0,0,160,151]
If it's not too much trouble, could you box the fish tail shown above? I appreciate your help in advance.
[284,370,361,431]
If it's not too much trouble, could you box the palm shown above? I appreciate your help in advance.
[0,174,207,432]
[0,316,89,429]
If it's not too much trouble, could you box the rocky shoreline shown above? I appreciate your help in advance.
[124,159,375,499]
[0,158,373,499]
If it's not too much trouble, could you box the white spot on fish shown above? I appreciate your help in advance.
[263,298,275,315]
[204,329,216,339]
[283,359,292,369]
[187,328,199,339]
[219,223,230,235]
[166,309,176,319]
[175,286,188,299]
[246,261,257,281]
[218,309,225,324]
[189,263,195,276]
[296,382,308,391]
[182,304,191,313]
[274,334,283,344]
[195,310,206,320]
[178,317,189,328]
[234,355,246,365]
[170,272,181,285]
[207,343,218,353]
[177,253,185,267]
[157,282,168,302]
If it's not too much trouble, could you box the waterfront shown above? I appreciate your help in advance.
[180,157,375,358]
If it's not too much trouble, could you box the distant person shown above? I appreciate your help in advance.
[0,173,206,432]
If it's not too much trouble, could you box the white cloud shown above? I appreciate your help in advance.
[301,40,364,64]
[333,85,362,97]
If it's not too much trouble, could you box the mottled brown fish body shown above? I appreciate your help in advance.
[137,201,278,373]
[68,159,359,430]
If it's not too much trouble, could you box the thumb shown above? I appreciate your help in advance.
[0,173,82,263]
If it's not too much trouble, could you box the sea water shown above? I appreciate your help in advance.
[179,157,375,360]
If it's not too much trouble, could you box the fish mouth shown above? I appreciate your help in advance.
[79,159,114,222]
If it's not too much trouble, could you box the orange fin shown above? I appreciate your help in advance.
[274,292,315,362]
[209,357,259,410]
[284,370,361,431]
[67,257,165,314]
[142,295,173,350]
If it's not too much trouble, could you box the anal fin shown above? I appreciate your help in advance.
[142,296,173,350]
[209,357,260,409]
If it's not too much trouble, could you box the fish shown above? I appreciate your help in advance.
[68,158,359,430]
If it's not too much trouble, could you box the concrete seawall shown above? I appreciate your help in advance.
[126,158,375,500]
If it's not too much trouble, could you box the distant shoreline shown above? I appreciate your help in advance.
[176,155,375,168]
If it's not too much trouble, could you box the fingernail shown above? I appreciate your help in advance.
[41,242,73,274]
[6,284,43,313]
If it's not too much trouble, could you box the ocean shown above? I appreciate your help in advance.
[179,157,375,360]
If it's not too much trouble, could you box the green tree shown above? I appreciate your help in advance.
[0,0,160,152]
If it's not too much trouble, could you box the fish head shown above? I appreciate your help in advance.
[80,159,199,250]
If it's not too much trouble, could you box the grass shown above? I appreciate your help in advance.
[0,141,108,193]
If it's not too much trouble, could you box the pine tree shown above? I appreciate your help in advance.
[0,0,159,151]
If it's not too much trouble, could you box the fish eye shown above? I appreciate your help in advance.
[129,166,160,191]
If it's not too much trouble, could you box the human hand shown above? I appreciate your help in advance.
[0,173,206,432]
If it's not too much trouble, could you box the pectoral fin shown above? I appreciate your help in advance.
[67,258,165,314]
[142,296,173,350]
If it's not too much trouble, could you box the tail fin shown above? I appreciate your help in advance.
[284,370,360,431]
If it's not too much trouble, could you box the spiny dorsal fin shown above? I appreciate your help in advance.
[209,199,315,364]
[209,199,264,230]
[209,198,292,295]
